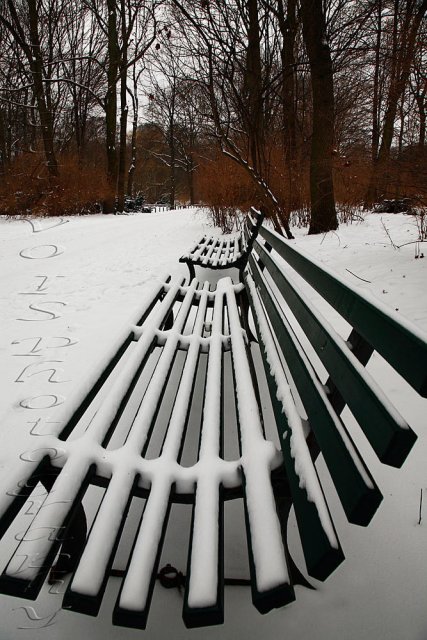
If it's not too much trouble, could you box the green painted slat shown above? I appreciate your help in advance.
[246,259,383,526]
[183,486,224,628]
[226,284,299,600]
[240,471,296,611]
[242,272,344,580]
[253,241,417,467]
[259,226,427,397]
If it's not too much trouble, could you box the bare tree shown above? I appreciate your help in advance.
[171,0,295,237]
[366,0,427,203]
[0,0,61,177]
[300,0,338,233]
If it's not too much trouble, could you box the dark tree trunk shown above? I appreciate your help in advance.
[278,0,297,161]
[300,0,338,234]
[278,0,298,211]
[0,109,7,175]
[417,94,426,148]
[187,154,195,205]
[105,0,120,213]
[245,0,264,173]
[372,0,382,161]
[127,71,139,197]
[127,106,137,197]
[169,119,176,209]
[116,0,128,213]
[27,0,58,178]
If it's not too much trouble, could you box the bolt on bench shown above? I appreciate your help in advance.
[0,213,426,630]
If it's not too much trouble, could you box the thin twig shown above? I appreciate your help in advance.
[381,217,398,249]
[345,269,371,283]
[419,488,423,525]
[396,240,426,249]
[320,230,341,245]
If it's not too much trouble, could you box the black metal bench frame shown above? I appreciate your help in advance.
[0,215,426,630]
[179,207,265,281]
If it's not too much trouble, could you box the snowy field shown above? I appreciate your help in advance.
[0,208,426,640]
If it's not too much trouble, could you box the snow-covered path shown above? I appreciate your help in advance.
[0,209,426,639]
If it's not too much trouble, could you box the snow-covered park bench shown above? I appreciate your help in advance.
[179,206,265,281]
[0,215,426,630]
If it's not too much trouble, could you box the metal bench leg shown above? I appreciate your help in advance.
[187,263,196,283]
[275,494,315,591]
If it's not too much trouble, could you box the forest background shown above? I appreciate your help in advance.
[0,0,426,236]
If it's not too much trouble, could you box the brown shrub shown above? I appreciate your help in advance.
[195,152,258,231]
[195,141,314,230]
[0,152,112,217]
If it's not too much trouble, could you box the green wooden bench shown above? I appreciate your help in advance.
[0,216,425,630]
[179,207,264,281]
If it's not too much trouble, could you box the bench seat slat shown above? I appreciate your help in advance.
[184,481,223,627]
[0,457,93,596]
[64,470,137,615]
[115,479,173,628]
[185,280,225,624]
[224,279,294,604]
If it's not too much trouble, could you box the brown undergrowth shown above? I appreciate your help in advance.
[0,153,112,217]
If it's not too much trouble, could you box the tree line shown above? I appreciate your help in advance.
[0,0,426,233]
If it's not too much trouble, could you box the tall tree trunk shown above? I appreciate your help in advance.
[278,0,298,211]
[372,0,382,161]
[127,70,139,197]
[116,0,128,212]
[245,0,293,238]
[105,0,119,213]
[187,154,195,205]
[416,93,426,148]
[127,107,137,198]
[27,0,58,179]
[398,92,405,156]
[245,0,264,173]
[278,0,297,161]
[169,118,176,209]
[0,109,7,175]
[300,0,338,234]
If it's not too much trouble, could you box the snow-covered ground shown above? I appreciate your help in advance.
[0,208,426,639]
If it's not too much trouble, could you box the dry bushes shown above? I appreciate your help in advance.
[195,142,426,232]
[333,145,427,210]
[195,153,259,231]
[195,142,313,231]
[0,153,112,217]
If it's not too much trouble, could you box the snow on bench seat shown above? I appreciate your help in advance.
[0,273,308,629]
[179,207,264,280]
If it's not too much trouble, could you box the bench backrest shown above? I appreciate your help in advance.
[238,206,265,266]
[242,223,426,577]
[254,225,427,397]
